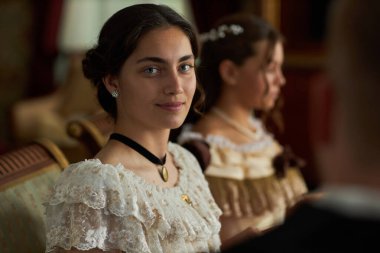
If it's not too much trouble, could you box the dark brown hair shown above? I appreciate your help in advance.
[82,4,202,119]
[198,13,283,114]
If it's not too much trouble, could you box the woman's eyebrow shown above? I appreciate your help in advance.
[136,57,166,64]
[136,54,194,64]
[178,55,194,62]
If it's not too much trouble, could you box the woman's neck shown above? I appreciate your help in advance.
[113,124,170,158]
[213,102,254,127]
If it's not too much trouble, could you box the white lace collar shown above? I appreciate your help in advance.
[178,121,276,153]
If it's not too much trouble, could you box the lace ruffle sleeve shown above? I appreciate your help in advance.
[45,161,152,252]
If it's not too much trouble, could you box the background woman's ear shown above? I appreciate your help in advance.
[219,59,239,86]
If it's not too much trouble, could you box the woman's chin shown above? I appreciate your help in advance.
[166,118,186,130]
[263,100,277,111]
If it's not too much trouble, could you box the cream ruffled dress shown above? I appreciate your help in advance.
[178,118,308,241]
[44,143,221,253]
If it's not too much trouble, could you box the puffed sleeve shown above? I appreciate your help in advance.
[44,160,151,253]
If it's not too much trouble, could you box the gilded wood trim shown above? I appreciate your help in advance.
[34,138,69,169]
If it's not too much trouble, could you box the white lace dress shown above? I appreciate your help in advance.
[44,142,222,253]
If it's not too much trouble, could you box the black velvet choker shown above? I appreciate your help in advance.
[109,133,169,182]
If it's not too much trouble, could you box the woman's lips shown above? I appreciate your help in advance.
[157,102,185,112]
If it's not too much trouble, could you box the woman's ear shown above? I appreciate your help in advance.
[219,59,239,86]
[102,75,119,94]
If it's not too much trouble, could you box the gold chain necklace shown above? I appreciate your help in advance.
[212,107,259,140]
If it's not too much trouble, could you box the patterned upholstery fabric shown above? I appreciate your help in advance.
[0,139,68,253]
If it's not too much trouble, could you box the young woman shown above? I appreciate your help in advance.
[44,4,221,253]
[177,13,308,246]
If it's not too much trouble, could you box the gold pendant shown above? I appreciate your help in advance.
[159,165,169,182]
[181,194,193,206]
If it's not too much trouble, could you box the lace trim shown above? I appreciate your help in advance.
[178,121,275,153]
[45,143,221,252]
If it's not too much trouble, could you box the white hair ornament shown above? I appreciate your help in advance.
[200,24,244,42]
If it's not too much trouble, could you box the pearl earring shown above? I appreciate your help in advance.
[111,90,119,98]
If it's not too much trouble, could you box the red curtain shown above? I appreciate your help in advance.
[26,0,63,97]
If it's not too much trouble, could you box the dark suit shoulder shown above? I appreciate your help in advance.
[223,203,380,252]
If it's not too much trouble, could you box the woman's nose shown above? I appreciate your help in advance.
[278,70,286,86]
[164,71,183,95]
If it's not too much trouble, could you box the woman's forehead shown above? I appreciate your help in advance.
[129,26,193,62]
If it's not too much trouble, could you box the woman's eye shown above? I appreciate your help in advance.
[179,64,194,73]
[144,67,159,75]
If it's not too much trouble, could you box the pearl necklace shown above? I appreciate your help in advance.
[211,107,260,140]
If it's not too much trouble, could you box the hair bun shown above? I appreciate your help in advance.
[82,48,107,87]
